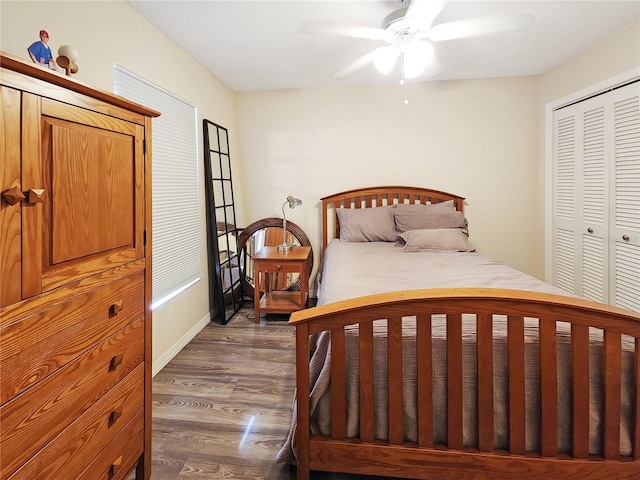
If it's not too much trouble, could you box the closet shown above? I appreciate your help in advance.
[0,52,158,479]
[552,80,639,312]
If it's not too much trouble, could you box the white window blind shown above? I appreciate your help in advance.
[113,65,200,309]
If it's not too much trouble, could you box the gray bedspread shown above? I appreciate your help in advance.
[276,240,635,463]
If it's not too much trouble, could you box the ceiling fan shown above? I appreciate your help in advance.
[302,0,535,82]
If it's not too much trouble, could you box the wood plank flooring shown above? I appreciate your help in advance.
[150,304,393,480]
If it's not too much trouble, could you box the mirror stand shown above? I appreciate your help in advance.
[236,218,313,299]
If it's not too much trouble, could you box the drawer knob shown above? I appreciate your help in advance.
[109,300,124,317]
[108,407,123,427]
[109,455,123,479]
[1,186,25,205]
[109,353,124,372]
[623,235,630,242]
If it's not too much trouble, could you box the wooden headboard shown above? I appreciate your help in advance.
[320,186,465,250]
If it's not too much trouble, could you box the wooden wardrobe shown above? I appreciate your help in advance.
[0,52,159,480]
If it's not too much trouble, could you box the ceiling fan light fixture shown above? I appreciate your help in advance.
[373,46,399,75]
[402,41,434,79]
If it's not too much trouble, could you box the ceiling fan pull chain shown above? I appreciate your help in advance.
[400,51,409,104]
[404,79,409,105]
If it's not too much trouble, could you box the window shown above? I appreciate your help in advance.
[114,65,200,309]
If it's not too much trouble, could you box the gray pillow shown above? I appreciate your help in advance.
[394,209,468,234]
[336,206,396,242]
[399,229,475,252]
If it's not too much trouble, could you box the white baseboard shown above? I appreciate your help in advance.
[152,312,211,377]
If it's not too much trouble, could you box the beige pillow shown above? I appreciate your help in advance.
[399,229,475,252]
[394,209,468,234]
[336,206,396,242]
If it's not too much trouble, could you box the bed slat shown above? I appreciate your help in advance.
[331,326,346,441]
[604,331,622,460]
[477,314,494,452]
[360,321,375,443]
[447,313,463,450]
[507,315,526,455]
[416,314,433,447]
[388,317,403,445]
[571,324,590,458]
[295,324,311,480]
[539,318,558,457]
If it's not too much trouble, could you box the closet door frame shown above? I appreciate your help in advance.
[544,67,640,284]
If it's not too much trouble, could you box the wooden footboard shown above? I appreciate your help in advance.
[290,288,640,480]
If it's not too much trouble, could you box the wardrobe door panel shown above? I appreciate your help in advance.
[21,100,145,296]
[0,86,22,307]
[49,121,134,263]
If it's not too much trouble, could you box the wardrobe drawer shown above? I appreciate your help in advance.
[0,272,144,404]
[79,412,144,480]
[0,318,144,480]
[7,365,144,480]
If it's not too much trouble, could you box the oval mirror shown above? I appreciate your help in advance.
[236,217,313,298]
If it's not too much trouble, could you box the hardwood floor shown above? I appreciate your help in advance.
[150,304,393,480]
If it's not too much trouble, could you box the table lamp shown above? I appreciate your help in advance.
[277,195,302,252]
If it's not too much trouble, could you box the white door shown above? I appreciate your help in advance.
[552,80,640,311]
[553,94,609,303]
[609,83,640,312]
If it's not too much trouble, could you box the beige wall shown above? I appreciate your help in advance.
[236,77,542,281]
[1,1,240,374]
[540,20,639,105]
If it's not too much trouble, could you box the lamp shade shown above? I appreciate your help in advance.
[403,41,434,79]
[286,195,302,209]
[374,46,399,75]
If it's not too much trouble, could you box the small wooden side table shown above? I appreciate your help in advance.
[252,246,312,323]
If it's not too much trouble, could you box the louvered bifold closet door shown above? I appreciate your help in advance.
[580,96,609,303]
[553,108,578,294]
[553,80,640,311]
[610,82,640,312]
[553,94,610,302]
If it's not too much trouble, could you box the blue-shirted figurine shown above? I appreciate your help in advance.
[28,30,54,68]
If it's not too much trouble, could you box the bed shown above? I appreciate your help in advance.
[277,186,640,480]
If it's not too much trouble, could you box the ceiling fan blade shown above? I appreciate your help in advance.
[428,12,535,41]
[331,48,383,79]
[302,20,388,40]
[405,0,447,24]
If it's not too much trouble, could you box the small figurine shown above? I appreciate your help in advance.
[28,30,54,68]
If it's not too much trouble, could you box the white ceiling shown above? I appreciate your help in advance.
[127,0,640,92]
